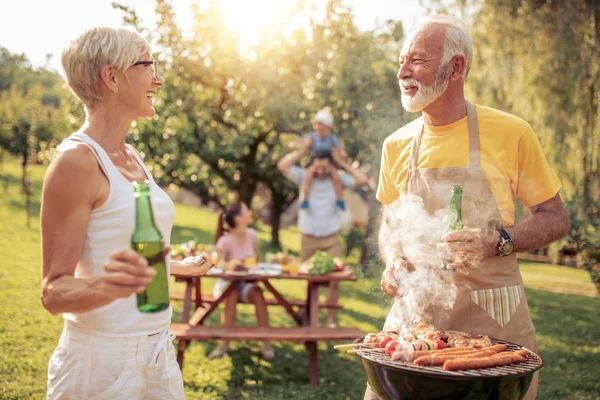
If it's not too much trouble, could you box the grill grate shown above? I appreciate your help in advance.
[354,338,543,378]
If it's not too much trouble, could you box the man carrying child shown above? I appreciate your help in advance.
[278,114,367,326]
[297,109,348,211]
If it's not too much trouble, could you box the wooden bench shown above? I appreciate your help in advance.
[170,323,364,386]
[170,292,342,309]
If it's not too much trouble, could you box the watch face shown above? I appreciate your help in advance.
[499,239,514,256]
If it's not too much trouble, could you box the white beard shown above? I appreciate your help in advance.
[401,63,450,112]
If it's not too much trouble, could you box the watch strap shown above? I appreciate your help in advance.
[498,229,511,241]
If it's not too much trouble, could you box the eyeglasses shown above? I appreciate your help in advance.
[131,60,159,79]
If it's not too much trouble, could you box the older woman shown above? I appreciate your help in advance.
[41,27,210,399]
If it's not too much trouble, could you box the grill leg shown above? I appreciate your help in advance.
[307,341,318,387]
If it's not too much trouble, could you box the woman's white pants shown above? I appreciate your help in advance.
[46,323,185,399]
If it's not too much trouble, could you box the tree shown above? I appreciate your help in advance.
[0,48,76,227]
[117,0,410,249]
[0,86,68,226]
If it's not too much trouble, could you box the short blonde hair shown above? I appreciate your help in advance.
[61,27,151,106]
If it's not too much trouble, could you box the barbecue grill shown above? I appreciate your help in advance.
[354,337,543,400]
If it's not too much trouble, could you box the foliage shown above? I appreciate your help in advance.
[0,51,76,226]
[470,1,600,208]
[466,0,600,289]
[0,84,73,164]
[114,0,407,247]
[343,226,365,257]
[307,250,337,275]
[566,198,600,295]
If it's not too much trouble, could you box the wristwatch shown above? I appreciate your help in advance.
[497,229,514,257]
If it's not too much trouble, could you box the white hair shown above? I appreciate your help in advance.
[61,27,151,106]
[416,15,473,78]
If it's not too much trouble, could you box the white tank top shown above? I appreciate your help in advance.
[60,132,175,336]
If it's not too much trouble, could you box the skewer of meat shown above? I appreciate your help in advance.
[443,353,526,371]
[333,343,377,349]
[347,347,386,354]
[383,337,451,357]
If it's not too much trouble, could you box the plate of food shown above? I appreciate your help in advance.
[225,270,249,276]
[253,263,283,275]
[223,263,250,275]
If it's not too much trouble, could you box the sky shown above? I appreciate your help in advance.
[0,0,426,73]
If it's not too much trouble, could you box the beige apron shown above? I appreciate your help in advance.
[384,102,538,399]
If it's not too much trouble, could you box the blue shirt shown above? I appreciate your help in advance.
[304,131,340,152]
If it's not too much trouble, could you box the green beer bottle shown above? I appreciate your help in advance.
[132,181,170,313]
[448,185,464,231]
[440,185,464,271]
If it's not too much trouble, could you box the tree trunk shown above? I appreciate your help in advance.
[238,139,262,206]
[21,149,27,192]
[270,192,284,249]
[22,151,31,229]
[238,162,255,206]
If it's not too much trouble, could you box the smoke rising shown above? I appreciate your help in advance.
[382,193,458,330]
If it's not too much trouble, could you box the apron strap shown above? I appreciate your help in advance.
[408,118,424,173]
[465,101,481,168]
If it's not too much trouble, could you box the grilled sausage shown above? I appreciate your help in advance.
[491,349,528,358]
[391,347,474,362]
[414,349,497,366]
[485,344,508,353]
[443,354,526,371]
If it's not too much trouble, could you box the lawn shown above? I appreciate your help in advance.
[0,158,598,400]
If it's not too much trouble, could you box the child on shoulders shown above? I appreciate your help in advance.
[293,109,348,211]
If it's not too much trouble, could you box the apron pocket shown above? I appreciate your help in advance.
[470,284,522,328]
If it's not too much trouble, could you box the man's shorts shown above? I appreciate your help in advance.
[301,231,342,262]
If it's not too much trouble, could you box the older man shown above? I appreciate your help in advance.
[366,16,570,400]
[277,147,367,327]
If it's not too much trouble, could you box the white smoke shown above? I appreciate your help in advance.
[383,193,458,330]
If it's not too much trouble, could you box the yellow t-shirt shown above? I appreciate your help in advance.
[376,105,562,226]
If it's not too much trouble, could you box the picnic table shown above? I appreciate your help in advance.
[169,264,364,386]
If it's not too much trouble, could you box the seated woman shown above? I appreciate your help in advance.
[209,201,275,360]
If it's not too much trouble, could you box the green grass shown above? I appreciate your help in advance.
[0,158,599,399]
[519,262,597,297]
